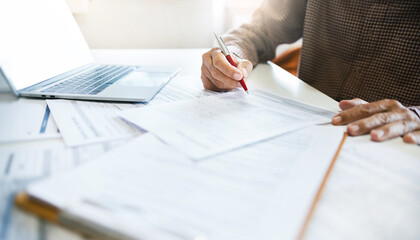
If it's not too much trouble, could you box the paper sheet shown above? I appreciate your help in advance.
[0,99,60,143]
[46,77,227,147]
[0,139,127,181]
[27,126,344,240]
[46,100,140,147]
[0,138,127,240]
[120,89,336,159]
[143,76,234,106]
[304,137,420,240]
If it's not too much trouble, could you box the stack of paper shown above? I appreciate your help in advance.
[0,137,128,239]
[3,77,352,240]
[25,126,344,240]
[0,77,249,240]
[45,77,230,147]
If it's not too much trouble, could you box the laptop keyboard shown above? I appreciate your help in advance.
[41,65,136,95]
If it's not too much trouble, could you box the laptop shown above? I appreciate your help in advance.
[0,0,179,102]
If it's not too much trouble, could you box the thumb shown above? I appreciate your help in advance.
[339,98,368,110]
[236,60,253,78]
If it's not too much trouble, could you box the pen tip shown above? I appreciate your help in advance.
[246,90,249,94]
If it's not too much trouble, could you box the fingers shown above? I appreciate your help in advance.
[346,109,418,136]
[370,120,420,142]
[338,98,368,111]
[201,48,252,92]
[333,98,420,143]
[403,131,420,144]
[210,49,243,81]
[332,99,404,125]
[201,72,220,92]
[204,63,239,89]
[201,64,238,91]
[236,58,253,79]
[201,49,237,91]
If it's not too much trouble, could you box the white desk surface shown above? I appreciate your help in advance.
[0,49,419,240]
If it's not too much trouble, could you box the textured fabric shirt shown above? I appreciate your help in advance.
[223,0,420,107]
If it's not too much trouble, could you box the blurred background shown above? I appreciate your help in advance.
[65,0,264,49]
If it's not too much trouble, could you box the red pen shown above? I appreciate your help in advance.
[214,32,249,94]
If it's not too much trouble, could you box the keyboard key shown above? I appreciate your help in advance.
[42,65,135,95]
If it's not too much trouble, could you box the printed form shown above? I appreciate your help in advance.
[120,89,336,159]
[46,100,140,147]
[142,76,233,106]
[304,137,420,240]
[0,99,59,143]
[26,126,344,240]
[0,138,127,240]
[46,77,227,147]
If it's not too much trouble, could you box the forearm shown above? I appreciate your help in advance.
[222,0,307,66]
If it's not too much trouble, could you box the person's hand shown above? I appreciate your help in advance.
[201,48,253,92]
[332,98,420,144]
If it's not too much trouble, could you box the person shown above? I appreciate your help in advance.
[201,0,420,144]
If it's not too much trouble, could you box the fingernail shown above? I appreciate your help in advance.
[241,68,248,78]
[404,133,416,143]
[233,72,242,80]
[372,130,384,139]
[332,116,342,124]
[348,124,359,133]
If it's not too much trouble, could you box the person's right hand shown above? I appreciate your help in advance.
[201,48,253,92]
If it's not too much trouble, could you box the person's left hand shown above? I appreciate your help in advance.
[331,98,420,144]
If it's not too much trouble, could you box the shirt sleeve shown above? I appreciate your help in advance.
[222,0,308,66]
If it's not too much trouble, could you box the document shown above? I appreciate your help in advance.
[143,76,232,106]
[0,99,60,143]
[0,139,127,181]
[120,89,336,159]
[46,77,225,147]
[304,137,420,240]
[26,126,344,240]
[0,138,127,240]
[46,100,140,147]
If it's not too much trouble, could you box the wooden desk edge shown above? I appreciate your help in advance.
[15,192,59,223]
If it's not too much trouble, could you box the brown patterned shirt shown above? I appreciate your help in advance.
[223,0,420,107]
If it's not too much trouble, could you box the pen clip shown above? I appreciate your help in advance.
[213,32,230,56]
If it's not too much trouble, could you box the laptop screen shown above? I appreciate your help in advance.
[0,0,93,91]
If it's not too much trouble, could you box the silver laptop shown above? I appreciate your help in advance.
[0,0,179,102]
